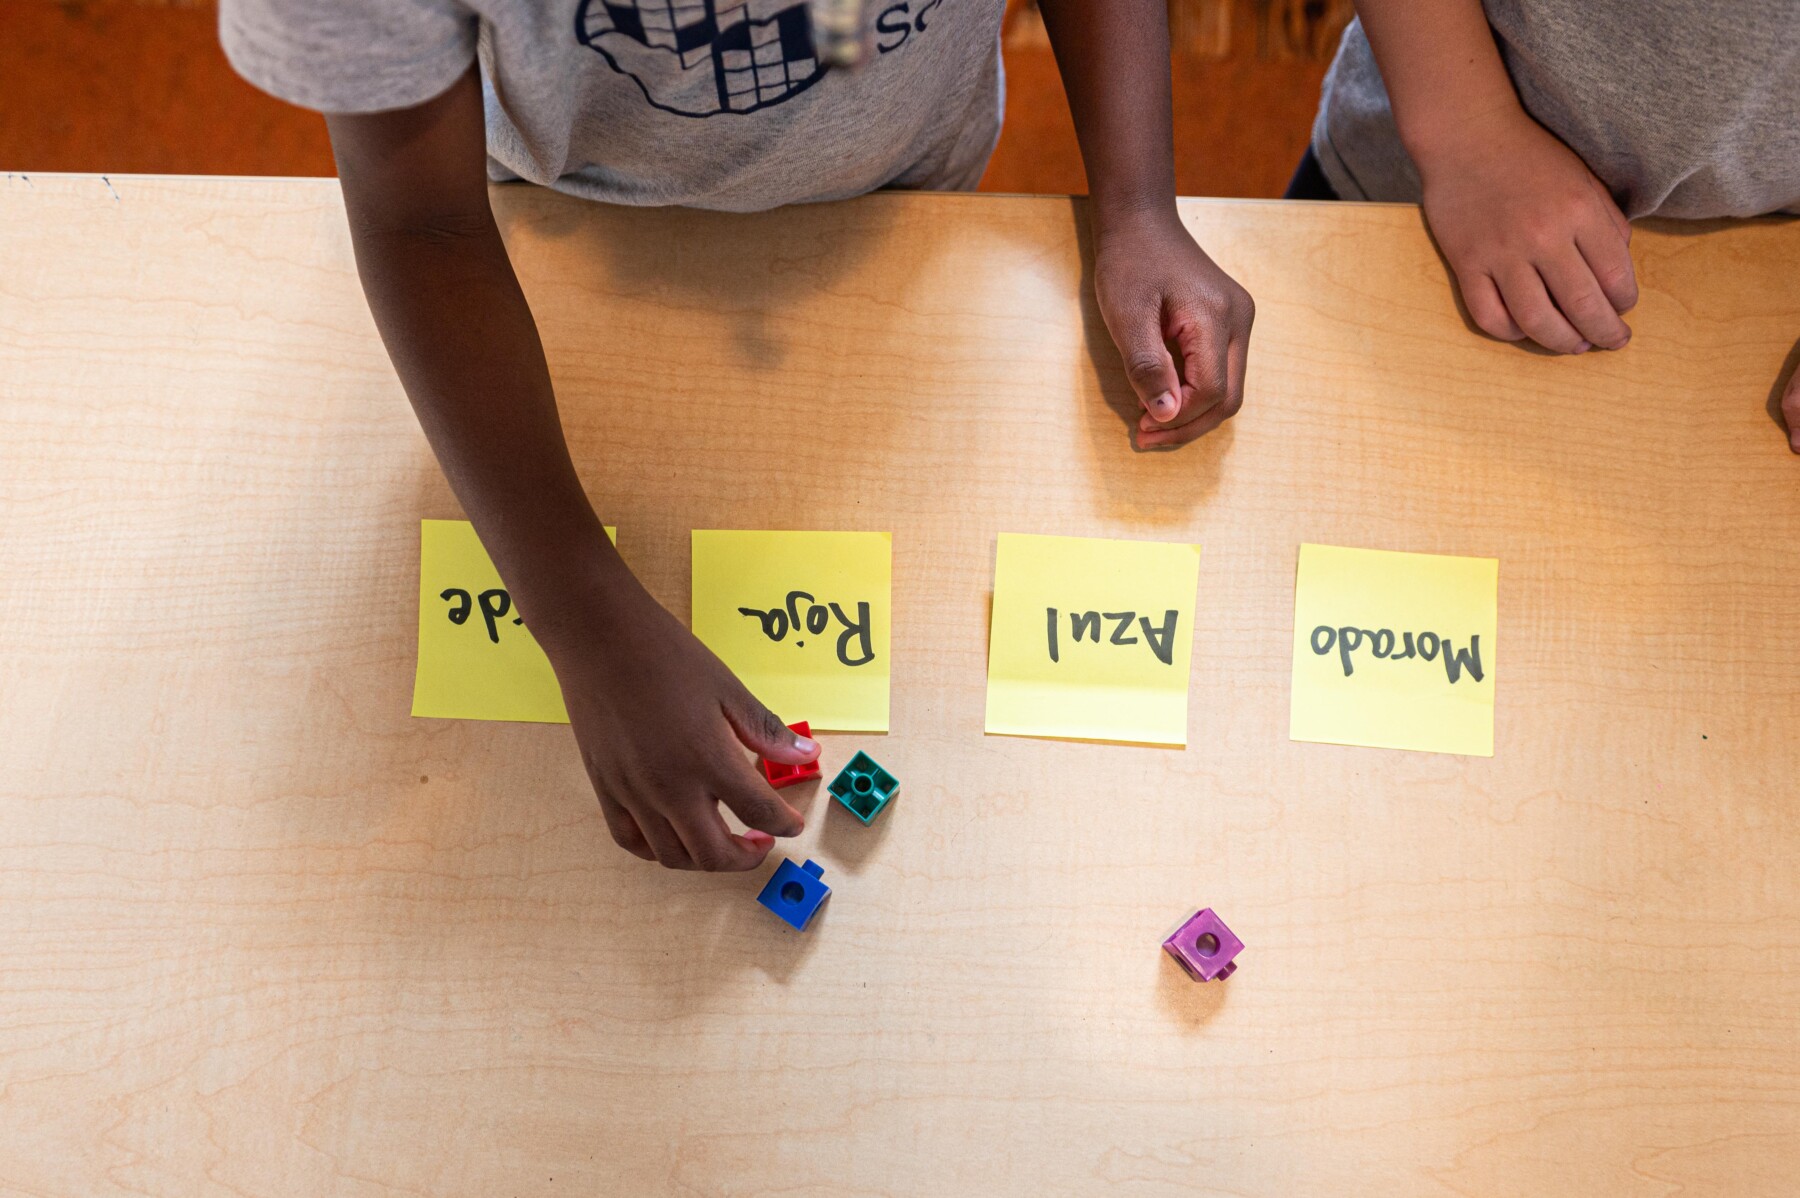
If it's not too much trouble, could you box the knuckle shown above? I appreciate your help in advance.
[1124,350,1166,380]
[689,847,727,872]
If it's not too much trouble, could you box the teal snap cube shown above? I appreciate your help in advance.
[828,751,898,824]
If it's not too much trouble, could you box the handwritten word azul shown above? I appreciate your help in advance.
[737,591,875,667]
[441,587,523,644]
[1310,626,1484,684]
[1046,608,1179,666]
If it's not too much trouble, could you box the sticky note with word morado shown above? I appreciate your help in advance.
[985,533,1202,746]
[691,530,891,732]
[411,519,615,724]
[1289,543,1498,757]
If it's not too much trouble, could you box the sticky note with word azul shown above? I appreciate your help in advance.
[1289,543,1498,757]
[411,519,615,724]
[984,533,1202,746]
[691,531,891,732]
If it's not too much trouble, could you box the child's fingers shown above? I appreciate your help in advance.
[1138,324,1248,449]
[669,805,772,873]
[713,759,805,839]
[721,685,818,766]
[1495,265,1590,354]
[1458,271,1526,342]
[630,808,698,871]
[1576,222,1639,314]
[1539,250,1631,350]
[1111,303,1184,424]
[598,792,656,861]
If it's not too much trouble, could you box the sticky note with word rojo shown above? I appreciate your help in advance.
[1289,543,1498,757]
[691,530,892,732]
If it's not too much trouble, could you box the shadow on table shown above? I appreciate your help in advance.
[1156,953,1230,1030]
[1765,336,1800,446]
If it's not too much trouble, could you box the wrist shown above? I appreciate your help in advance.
[1090,192,1182,242]
[1399,93,1531,180]
[1404,95,1533,185]
[504,533,644,655]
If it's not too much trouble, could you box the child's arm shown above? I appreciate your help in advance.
[328,68,816,870]
[1038,0,1255,449]
[1355,0,1636,355]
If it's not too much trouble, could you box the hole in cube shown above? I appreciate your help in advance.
[780,881,805,904]
[1195,932,1220,956]
[852,773,873,795]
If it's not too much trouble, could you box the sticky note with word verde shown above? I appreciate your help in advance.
[411,519,614,723]
[1289,543,1497,757]
[691,530,891,732]
[984,533,1202,746]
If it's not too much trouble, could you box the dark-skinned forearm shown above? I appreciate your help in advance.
[344,217,631,645]
[1038,0,1180,230]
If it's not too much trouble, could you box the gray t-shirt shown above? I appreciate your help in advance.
[1312,2,1800,219]
[222,0,1004,212]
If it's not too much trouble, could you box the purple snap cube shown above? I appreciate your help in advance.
[1162,907,1243,982]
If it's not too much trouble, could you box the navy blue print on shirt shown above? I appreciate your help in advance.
[574,0,826,117]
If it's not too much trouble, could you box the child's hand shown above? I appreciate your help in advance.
[533,577,818,871]
[1416,108,1637,355]
[1092,209,1255,449]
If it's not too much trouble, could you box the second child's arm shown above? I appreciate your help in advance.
[1356,0,1637,354]
[1039,0,1255,449]
[328,68,817,871]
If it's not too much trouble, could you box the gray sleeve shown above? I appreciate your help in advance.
[219,0,477,114]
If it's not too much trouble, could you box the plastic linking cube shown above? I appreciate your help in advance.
[760,721,822,790]
[1162,908,1243,982]
[828,751,898,824]
[757,858,830,931]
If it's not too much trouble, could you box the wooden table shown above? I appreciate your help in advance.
[3,174,1797,1197]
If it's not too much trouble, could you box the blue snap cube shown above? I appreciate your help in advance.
[757,858,830,931]
[828,751,898,825]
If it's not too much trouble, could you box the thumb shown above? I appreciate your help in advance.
[1113,313,1182,424]
[723,688,819,765]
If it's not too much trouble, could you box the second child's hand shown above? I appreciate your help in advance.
[1415,106,1638,356]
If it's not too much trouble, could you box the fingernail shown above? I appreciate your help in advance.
[1148,391,1176,421]
[744,829,774,849]
[793,735,819,755]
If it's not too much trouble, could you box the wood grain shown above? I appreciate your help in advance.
[2,174,1797,1197]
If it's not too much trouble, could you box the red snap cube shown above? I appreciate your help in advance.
[760,721,822,789]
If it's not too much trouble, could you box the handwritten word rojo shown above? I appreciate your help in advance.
[1045,608,1179,666]
[1310,625,1484,683]
[737,590,876,667]
[441,587,524,644]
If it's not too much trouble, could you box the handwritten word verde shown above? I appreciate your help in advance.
[1310,626,1484,684]
[1045,608,1179,666]
[737,590,876,667]
[440,587,524,644]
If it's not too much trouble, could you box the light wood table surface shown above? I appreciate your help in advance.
[3,174,1797,1197]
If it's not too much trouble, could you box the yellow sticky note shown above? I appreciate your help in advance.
[691,531,891,732]
[1289,543,1497,757]
[411,519,615,724]
[985,533,1202,746]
